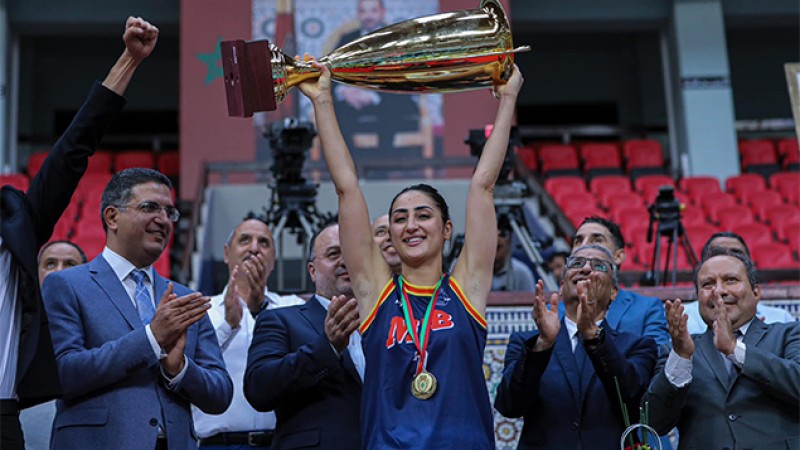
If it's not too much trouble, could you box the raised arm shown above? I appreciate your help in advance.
[452,65,524,314]
[102,16,159,96]
[297,61,391,318]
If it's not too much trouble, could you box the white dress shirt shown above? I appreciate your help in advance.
[0,238,21,399]
[665,317,754,388]
[102,247,187,386]
[192,285,305,438]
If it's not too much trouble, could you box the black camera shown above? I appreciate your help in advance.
[265,118,317,184]
[649,185,681,223]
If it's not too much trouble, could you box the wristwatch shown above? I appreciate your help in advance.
[582,327,605,347]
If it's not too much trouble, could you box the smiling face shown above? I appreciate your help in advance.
[389,190,452,267]
[561,247,617,309]
[104,182,173,268]
[372,214,401,271]
[697,254,760,330]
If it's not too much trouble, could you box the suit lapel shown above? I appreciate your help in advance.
[303,296,363,385]
[743,319,767,347]
[152,272,168,308]
[605,291,632,332]
[553,322,582,410]
[89,256,141,330]
[696,330,729,390]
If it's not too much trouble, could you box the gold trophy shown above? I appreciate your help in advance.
[221,0,529,117]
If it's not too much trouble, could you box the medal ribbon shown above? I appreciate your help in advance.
[397,275,444,375]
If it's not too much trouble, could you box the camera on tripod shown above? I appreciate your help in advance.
[648,185,681,228]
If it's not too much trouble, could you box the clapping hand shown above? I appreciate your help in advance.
[532,280,560,352]
[665,298,694,359]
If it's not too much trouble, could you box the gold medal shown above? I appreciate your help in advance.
[411,371,437,400]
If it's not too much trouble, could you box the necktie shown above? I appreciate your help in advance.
[130,269,155,325]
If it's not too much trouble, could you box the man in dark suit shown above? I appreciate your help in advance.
[0,16,158,449]
[565,217,670,347]
[495,244,658,450]
[245,223,363,450]
[645,247,800,449]
[42,168,233,449]
[332,0,420,159]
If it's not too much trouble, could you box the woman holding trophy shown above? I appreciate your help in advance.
[296,51,522,447]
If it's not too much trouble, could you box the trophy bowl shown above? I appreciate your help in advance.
[221,0,529,117]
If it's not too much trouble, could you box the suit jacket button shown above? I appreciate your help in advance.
[150,418,158,427]
[728,413,737,421]
[571,421,579,430]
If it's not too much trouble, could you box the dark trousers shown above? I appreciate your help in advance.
[1,400,24,450]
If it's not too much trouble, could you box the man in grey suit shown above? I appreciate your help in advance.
[42,168,233,449]
[645,247,800,450]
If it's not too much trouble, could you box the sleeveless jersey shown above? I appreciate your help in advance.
[359,274,494,449]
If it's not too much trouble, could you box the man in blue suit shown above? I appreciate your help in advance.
[0,17,158,449]
[495,244,658,450]
[564,217,670,347]
[42,168,233,449]
[245,223,363,450]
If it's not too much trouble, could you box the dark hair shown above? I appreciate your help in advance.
[579,216,625,249]
[100,168,172,231]
[694,246,758,292]
[700,231,750,259]
[389,183,451,225]
[37,240,88,265]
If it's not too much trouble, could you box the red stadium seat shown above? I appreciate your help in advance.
[716,205,755,229]
[580,143,623,176]
[770,173,800,205]
[544,176,587,197]
[114,151,156,171]
[764,206,800,230]
[591,175,632,207]
[26,151,48,177]
[700,193,737,223]
[86,151,113,174]
[684,224,719,257]
[782,222,800,250]
[751,242,797,269]
[635,175,676,203]
[746,191,784,222]
[777,138,800,170]
[623,139,667,178]
[739,139,778,166]
[732,223,773,248]
[725,173,767,201]
[539,144,581,176]
[680,207,707,227]
[612,207,650,237]
[516,146,538,172]
[556,192,598,213]
[51,215,74,241]
[563,204,604,227]
[0,173,29,191]
[606,192,645,214]
[679,176,722,205]
[75,173,113,205]
[157,151,180,177]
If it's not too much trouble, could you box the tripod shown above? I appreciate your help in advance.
[266,182,328,292]
[646,215,698,287]
[495,186,558,292]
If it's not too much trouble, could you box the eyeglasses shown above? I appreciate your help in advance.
[118,201,180,223]
[565,256,613,273]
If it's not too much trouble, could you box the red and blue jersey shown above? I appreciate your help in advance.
[360,274,494,449]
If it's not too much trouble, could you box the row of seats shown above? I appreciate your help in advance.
[25,149,179,178]
[517,139,666,178]
[518,137,799,180]
[546,173,800,271]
